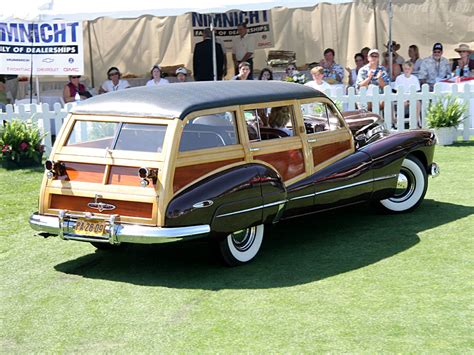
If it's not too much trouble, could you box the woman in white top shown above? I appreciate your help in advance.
[99,67,130,93]
[408,45,422,77]
[304,66,331,92]
[345,53,365,87]
[146,65,170,86]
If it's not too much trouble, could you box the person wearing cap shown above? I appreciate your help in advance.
[193,28,225,81]
[232,21,255,79]
[418,43,451,88]
[99,67,130,94]
[384,41,405,65]
[146,65,169,86]
[452,44,474,73]
[382,51,401,83]
[356,49,389,94]
[175,67,188,83]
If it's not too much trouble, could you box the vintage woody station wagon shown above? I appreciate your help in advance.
[30,81,439,266]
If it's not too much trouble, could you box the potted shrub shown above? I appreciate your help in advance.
[0,119,46,169]
[426,95,467,146]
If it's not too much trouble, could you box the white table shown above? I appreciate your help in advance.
[437,80,474,134]
[38,90,64,108]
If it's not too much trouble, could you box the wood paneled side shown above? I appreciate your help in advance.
[173,159,243,192]
[254,149,305,181]
[312,140,352,167]
[50,194,153,219]
[64,162,105,183]
[108,166,154,188]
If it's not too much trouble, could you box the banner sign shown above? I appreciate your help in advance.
[0,21,83,75]
[191,10,274,51]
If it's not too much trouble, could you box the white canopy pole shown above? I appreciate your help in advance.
[211,23,217,81]
[388,0,393,85]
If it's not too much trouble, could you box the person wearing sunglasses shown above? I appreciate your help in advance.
[99,67,130,94]
[452,44,473,74]
[418,43,451,89]
[63,75,92,103]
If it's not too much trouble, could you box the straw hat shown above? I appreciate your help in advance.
[385,41,401,52]
[454,44,472,53]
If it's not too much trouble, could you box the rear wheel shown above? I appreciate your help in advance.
[218,224,264,266]
[378,156,427,213]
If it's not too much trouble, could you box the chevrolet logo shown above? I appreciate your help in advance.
[87,194,116,212]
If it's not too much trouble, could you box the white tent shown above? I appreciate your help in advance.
[1,0,353,21]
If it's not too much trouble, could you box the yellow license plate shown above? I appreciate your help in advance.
[74,219,107,237]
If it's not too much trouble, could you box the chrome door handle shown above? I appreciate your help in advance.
[249,147,260,152]
[307,138,317,143]
[192,200,214,208]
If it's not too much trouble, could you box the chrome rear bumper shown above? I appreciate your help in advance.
[29,211,210,245]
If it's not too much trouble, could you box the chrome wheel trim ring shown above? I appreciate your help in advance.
[230,227,257,252]
[389,168,416,202]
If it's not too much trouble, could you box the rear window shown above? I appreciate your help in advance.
[65,121,167,153]
[179,111,239,152]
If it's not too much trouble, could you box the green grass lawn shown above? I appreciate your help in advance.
[1,142,473,352]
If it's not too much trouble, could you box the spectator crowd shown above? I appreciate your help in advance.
[1,21,473,112]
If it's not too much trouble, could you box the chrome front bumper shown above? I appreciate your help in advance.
[29,211,210,245]
[430,162,440,177]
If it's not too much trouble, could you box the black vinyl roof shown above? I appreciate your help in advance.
[72,81,325,120]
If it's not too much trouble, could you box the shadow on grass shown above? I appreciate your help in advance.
[54,200,473,289]
[451,141,474,147]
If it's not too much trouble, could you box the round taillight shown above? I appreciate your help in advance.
[45,160,54,170]
[138,167,148,179]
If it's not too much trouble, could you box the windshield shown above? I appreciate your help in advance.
[65,121,167,153]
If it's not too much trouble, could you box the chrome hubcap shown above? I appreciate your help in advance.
[390,169,415,202]
[230,227,257,252]
[394,173,409,195]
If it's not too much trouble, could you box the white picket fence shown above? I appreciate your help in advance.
[1,82,473,155]
[322,82,473,141]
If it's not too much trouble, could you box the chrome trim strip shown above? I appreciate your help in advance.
[216,200,287,218]
[290,193,315,201]
[29,213,210,244]
[288,174,398,201]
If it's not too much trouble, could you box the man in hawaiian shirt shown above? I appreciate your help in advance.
[356,48,390,111]
[418,43,451,90]
[319,48,344,84]
[356,48,389,93]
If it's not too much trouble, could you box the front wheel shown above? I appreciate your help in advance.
[217,224,264,266]
[378,156,427,213]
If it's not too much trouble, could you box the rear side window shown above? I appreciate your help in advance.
[66,121,167,153]
[179,111,239,152]
[244,105,296,141]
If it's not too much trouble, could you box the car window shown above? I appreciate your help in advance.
[66,121,119,149]
[114,124,167,152]
[244,105,295,142]
[179,111,239,152]
[301,101,342,133]
[65,121,167,153]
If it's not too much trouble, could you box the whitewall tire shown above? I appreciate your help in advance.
[378,156,427,213]
[218,224,264,266]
